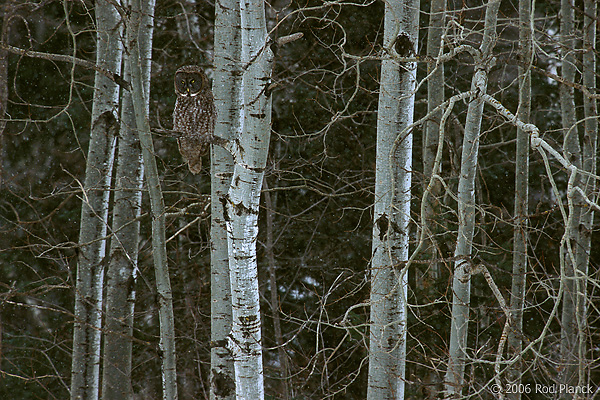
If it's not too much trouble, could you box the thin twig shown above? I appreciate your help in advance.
[0,43,130,90]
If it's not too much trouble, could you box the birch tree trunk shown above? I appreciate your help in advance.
[558,0,584,393]
[224,0,273,397]
[101,0,153,398]
[558,0,596,393]
[506,0,531,397]
[444,1,500,398]
[127,1,177,399]
[101,59,140,400]
[210,0,241,396]
[367,1,418,398]
[71,2,121,399]
[574,0,597,387]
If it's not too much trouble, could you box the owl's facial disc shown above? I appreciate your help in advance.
[175,72,204,97]
[184,78,201,96]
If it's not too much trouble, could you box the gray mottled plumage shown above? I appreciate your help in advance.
[173,65,215,174]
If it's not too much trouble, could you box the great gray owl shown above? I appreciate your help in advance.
[173,65,215,174]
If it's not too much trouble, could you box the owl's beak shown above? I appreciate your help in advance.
[186,87,190,95]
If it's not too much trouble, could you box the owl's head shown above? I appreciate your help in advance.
[174,65,209,97]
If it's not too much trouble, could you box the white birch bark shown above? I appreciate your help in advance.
[506,0,531,397]
[444,1,500,398]
[101,0,153,398]
[71,1,121,399]
[210,0,241,396]
[367,1,418,399]
[224,0,272,398]
[101,58,140,400]
[127,1,177,399]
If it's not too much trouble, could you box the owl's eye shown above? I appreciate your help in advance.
[181,80,185,85]
[191,79,195,84]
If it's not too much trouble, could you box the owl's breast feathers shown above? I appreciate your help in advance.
[173,92,215,174]
[173,94,215,138]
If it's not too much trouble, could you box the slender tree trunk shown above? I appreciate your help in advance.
[444,1,500,398]
[223,0,273,397]
[558,0,583,395]
[421,3,446,392]
[421,0,445,285]
[367,1,418,399]
[574,0,597,388]
[127,1,177,399]
[101,59,140,400]
[558,0,597,394]
[210,0,240,396]
[506,0,531,397]
[101,0,153,397]
[71,2,121,399]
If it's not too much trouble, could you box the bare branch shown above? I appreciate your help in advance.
[0,43,131,90]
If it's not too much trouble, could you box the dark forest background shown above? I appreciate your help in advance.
[0,0,598,398]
